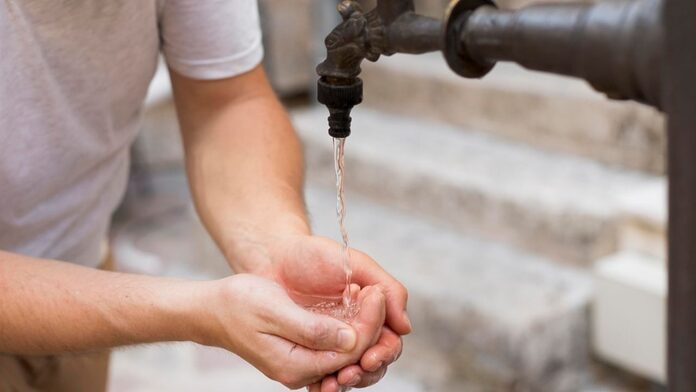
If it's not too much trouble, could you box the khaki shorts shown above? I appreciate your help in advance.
[0,252,113,392]
[0,351,110,392]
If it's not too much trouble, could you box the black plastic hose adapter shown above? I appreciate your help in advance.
[317,77,363,138]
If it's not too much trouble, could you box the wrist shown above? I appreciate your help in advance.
[222,213,310,274]
[146,280,213,345]
[184,276,244,350]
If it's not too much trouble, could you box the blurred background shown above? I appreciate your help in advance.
[107,0,668,391]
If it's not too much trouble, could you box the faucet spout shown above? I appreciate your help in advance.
[316,0,444,138]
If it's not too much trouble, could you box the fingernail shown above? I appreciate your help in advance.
[338,328,356,351]
[346,375,361,387]
[368,360,383,372]
[403,310,412,330]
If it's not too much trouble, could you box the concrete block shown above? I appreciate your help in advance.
[593,251,666,383]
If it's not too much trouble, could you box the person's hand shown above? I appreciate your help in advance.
[195,273,386,389]
[254,234,411,390]
[307,326,403,392]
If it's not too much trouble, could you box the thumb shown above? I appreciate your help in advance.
[267,301,358,353]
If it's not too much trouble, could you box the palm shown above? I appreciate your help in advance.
[256,234,407,391]
[268,235,353,307]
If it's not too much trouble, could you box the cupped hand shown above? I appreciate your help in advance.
[262,235,411,335]
[199,273,386,389]
[307,325,403,392]
[257,234,410,390]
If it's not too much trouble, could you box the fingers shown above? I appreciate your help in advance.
[349,285,387,351]
[315,286,387,390]
[350,250,412,335]
[252,332,334,389]
[335,363,388,389]
[336,364,363,387]
[355,366,387,388]
[359,327,402,372]
[308,285,387,375]
[264,285,387,388]
[266,299,357,353]
[333,327,401,389]
[321,376,340,392]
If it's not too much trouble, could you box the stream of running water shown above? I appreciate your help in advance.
[305,137,357,321]
[333,137,353,312]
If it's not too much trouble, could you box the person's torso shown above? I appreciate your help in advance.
[0,0,162,265]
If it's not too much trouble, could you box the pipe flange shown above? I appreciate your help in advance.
[444,0,497,78]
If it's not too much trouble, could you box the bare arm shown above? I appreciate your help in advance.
[170,65,310,273]
[0,250,381,389]
[0,250,204,354]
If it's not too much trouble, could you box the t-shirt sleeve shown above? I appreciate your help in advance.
[159,0,264,80]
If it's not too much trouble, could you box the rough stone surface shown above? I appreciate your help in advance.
[292,106,662,267]
[360,53,666,174]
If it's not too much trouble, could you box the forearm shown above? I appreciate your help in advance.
[172,66,310,273]
[0,250,206,355]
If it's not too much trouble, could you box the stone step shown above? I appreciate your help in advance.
[292,106,664,266]
[359,53,666,174]
[305,185,593,391]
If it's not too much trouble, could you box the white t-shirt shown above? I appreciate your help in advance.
[0,0,264,267]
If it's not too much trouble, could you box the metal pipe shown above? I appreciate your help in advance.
[445,0,663,108]
[664,0,696,386]
[387,12,444,54]
[375,0,414,25]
